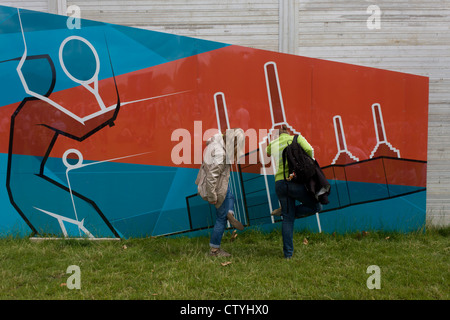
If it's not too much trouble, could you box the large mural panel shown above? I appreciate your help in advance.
[0,6,428,238]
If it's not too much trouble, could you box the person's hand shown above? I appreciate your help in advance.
[286,172,296,181]
[209,200,217,205]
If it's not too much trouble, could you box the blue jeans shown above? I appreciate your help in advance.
[210,188,235,248]
[275,180,322,258]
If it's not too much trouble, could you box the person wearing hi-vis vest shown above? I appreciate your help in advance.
[266,125,323,259]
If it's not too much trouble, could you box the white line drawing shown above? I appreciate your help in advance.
[214,92,230,133]
[120,90,191,107]
[15,8,189,125]
[33,206,94,238]
[14,7,188,238]
[369,103,400,159]
[213,92,247,227]
[259,62,302,223]
[59,36,105,110]
[259,61,322,229]
[35,148,152,238]
[16,9,108,124]
[316,212,322,233]
[265,62,289,129]
[331,115,359,165]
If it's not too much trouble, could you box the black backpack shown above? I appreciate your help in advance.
[282,135,316,184]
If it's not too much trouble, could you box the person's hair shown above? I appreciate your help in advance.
[279,125,290,134]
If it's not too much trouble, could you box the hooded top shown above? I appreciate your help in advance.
[195,129,245,208]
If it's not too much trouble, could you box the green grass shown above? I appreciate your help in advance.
[0,226,448,300]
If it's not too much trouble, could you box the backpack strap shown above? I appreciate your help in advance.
[282,145,288,181]
[282,135,299,181]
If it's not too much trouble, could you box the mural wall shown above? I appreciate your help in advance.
[0,6,428,238]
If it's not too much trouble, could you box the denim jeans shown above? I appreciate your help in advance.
[275,180,322,258]
[210,187,235,248]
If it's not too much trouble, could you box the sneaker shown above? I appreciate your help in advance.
[209,248,231,257]
[227,212,244,230]
[271,207,282,216]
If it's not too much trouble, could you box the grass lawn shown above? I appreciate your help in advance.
[0,226,448,300]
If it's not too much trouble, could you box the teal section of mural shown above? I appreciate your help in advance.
[0,152,427,238]
[0,5,229,107]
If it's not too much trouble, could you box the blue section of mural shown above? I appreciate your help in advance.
[0,152,427,238]
[325,180,425,212]
[0,153,30,236]
[297,191,426,233]
[167,189,426,240]
[0,152,200,237]
[0,5,229,107]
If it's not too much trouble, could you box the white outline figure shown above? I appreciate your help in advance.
[213,92,247,227]
[264,62,289,129]
[16,9,114,124]
[331,115,359,165]
[214,92,230,133]
[62,148,84,169]
[15,8,190,125]
[257,61,321,230]
[33,207,94,238]
[12,8,190,238]
[258,62,302,223]
[59,36,106,111]
[35,148,152,238]
[369,103,400,159]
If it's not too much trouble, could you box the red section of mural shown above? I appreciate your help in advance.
[0,45,429,173]
[9,99,117,158]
